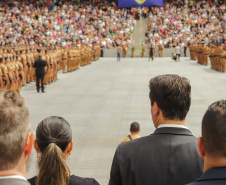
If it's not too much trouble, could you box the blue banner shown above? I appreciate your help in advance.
[118,0,163,8]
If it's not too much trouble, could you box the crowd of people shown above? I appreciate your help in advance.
[0,0,135,49]
[1,74,226,185]
[146,0,225,49]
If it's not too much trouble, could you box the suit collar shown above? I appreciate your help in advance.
[153,127,193,136]
[196,167,226,182]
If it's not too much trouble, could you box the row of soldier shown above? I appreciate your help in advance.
[0,45,102,94]
[189,43,226,72]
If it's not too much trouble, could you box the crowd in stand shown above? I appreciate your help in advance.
[146,0,225,49]
[0,0,135,48]
[1,74,226,185]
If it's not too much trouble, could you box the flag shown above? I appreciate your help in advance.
[118,0,163,8]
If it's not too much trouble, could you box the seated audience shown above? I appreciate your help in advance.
[188,100,226,185]
[121,122,141,143]
[0,89,34,185]
[109,74,203,185]
[28,116,100,185]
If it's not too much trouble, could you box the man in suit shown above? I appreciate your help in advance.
[0,89,34,185]
[109,74,203,185]
[188,100,226,185]
[33,54,47,93]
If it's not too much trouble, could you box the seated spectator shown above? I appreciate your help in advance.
[0,89,34,185]
[28,116,99,185]
[109,74,203,185]
[188,100,226,185]
[121,122,141,143]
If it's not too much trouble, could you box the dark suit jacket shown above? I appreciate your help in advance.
[187,167,226,185]
[33,59,47,76]
[109,127,203,185]
[0,178,30,185]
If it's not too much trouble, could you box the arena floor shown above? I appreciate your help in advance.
[24,57,226,185]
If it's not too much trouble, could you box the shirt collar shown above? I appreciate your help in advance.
[158,124,189,130]
[0,175,27,181]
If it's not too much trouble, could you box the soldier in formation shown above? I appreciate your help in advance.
[158,43,163,57]
[0,44,104,92]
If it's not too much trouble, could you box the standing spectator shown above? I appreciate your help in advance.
[117,45,122,62]
[28,116,100,185]
[121,122,141,144]
[149,44,154,61]
[33,54,47,93]
[184,42,188,57]
[0,90,34,185]
[175,43,181,62]
[109,74,203,185]
[188,100,226,185]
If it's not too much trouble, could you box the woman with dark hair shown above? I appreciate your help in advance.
[28,116,99,185]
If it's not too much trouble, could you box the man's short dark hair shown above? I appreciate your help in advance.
[130,122,140,132]
[202,100,226,157]
[149,74,191,121]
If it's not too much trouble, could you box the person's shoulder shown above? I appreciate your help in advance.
[69,175,100,185]
[119,135,151,150]
[121,136,129,144]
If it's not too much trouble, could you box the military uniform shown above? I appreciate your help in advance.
[0,58,9,90]
[17,56,24,94]
[203,45,209,66]
[131,45,135,58]
[141,45,145,57]
[62,48,68,73]
[158,44,163,57]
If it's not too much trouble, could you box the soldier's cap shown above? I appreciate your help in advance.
[5,57,8,59]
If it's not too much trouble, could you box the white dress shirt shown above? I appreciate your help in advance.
[0,175,27,181]
[158,124,189,130]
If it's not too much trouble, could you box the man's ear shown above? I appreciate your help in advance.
[152,102,160,116]
[25,132,35,156]
[198,137,205,158]
[66,141,73,154]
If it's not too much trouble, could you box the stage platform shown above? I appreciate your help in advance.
[23,57,226,185]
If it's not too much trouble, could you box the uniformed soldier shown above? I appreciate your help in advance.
[220,47,226,72]
[131,45,135,58]
[16,55,24,94]
[203,44,210,66]
[97,45,101,60]
[26,49,32,83]
[62,48,68,73]
[49,49,54,83]
[158,43,163,57]
[0,57,6,89]
[53,49,58,81]
[12,55,19,92]
[141,44,145,57]
[5,56,14,90]
[80,45,85,66]
[67,46,73,71]
[44,49,50,84]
